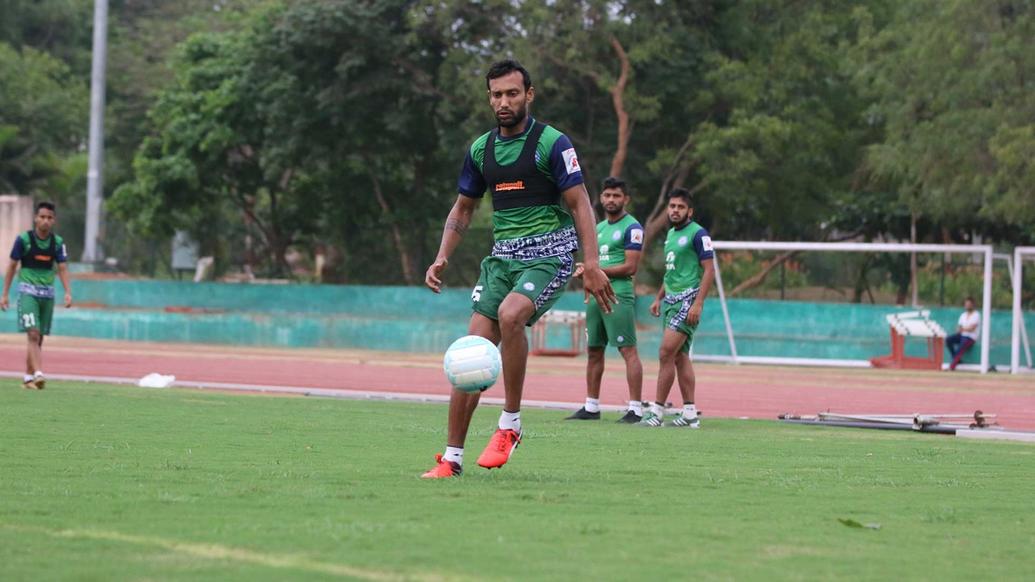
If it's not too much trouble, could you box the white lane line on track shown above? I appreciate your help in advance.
[0,370,627,412]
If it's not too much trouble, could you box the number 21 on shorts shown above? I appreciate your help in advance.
[22,313,36,328]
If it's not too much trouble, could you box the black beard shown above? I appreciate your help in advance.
[496,108,526,128]
[669,216,690,227]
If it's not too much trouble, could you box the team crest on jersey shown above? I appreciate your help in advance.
[561,148,580,175]
[678,236,688,246]
[630,229,643,244]
[611,231,622,241]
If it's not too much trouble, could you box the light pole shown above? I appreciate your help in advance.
[82,0,108,263]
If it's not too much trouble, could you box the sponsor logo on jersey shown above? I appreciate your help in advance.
[600,245,610,255]
[630,229,643,244]
[561,148,580,175]
[701,235,714,252]
[33,255,53,262]
[495,180,525,192]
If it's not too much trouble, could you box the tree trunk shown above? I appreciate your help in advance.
[730,251,801,297]
[368,168,417,285]
[607,35,632,179]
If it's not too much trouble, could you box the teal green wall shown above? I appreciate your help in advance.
[2,280,1030,367]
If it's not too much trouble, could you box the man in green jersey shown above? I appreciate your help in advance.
[566,176,645,423]
[422,60,615,478]
[640,188,714,428]
[1,202,73,390]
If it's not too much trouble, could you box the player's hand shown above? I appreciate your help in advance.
[572,262,584,279]
[582,264,617,313]
[0,295,8,311]
[686,303,703,326]
[649,298,660,317]
[425,258,448,293]
[64,292,73,308]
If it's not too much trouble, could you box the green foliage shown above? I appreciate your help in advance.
[0,43,87,196]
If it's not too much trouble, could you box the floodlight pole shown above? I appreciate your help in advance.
[82,0,108,263]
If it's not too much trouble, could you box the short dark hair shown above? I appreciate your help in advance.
[965,296,976,304]
[667,188,693,207]
[601,176,627,195]
[35,201,55,214]
[486,59,532,91]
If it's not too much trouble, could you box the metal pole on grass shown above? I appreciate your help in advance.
[980,247,992,374]
[1013,248,1023,373]
[711,252,739,363]
[82,0,108,263]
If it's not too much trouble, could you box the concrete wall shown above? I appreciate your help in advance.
[1,279,1030,367]
[0,195,33,273]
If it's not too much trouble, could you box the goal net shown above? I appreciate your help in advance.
[697,241,1011,374]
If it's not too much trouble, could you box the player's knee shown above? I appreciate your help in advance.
[587,348,605,362]
[26,329,41,342]
[658,345,679,362]
[619,347,640,362]
[497,307,527,332]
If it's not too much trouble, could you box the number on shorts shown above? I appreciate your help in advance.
[471,285,483,302]
[22,313,36,328]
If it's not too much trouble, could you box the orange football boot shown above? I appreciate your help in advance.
[476,428,522,469]
[420,454,462,479]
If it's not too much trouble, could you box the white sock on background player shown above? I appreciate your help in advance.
[628,400,643,416]
[24,374,33,383]
[650,402,665,419]
[499,410,521,432]
[683,402,697,418]
[584,398,600,413]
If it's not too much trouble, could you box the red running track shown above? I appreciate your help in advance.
[3,336,1035,430]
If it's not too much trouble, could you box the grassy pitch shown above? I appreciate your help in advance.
[1,380,1033,580]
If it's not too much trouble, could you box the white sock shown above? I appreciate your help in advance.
[24,375,33,383]
[499,409,521,432]
[585,398,600,413]
[628,400,643,416]
[443,446,463,465]
[34,370,44,378]
[683,402,697,418]
[650,402,665,419]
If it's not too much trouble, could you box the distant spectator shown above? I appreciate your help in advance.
[946,297,980,370]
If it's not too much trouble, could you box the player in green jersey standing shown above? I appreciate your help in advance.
[639,188,714,428]
[1,202,73,390]
[566,176,645,423]
[422,60,616,478]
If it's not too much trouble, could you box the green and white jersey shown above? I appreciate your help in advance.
[10,230,67,298]
[458,117,584,258]
[663,221,713,295]
[597,213,643,297]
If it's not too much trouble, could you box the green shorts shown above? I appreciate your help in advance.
[472,254,574,326]
[661,298,697,354]
[587,293,637,348]
[17,294,54,336]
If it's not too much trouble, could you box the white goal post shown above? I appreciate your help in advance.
[708,241,995,374]
[1011,247,1035,374]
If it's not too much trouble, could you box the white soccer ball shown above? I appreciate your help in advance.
[443,335,502,393]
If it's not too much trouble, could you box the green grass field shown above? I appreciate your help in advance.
[2,380,1033,581]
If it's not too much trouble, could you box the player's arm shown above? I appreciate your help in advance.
[650,284,665,317]
[1,238,22,311]
[425,194,479,293]
[57,262,72,307]
[687,258,714,326]
[562,184,616,311]
[0,260,16,311]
